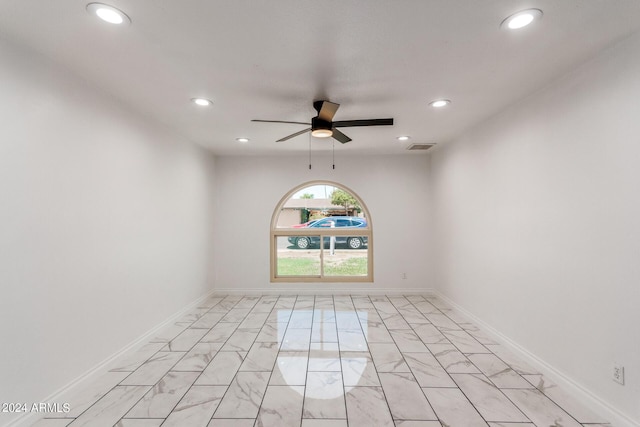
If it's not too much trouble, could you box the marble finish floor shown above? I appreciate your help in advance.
[34,295,610,427]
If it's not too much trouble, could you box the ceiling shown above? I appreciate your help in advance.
[2,1,640,156]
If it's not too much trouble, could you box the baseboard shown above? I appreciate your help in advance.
[432,290,639,427]
[212,288,435,295]
[4,290,216,427]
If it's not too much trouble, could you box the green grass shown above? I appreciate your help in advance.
[324,257,367,276]
[277,257,367,276]
[277,258,321,276]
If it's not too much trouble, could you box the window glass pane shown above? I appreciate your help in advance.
[276,184,367,228]
[322,235,368,277]
[276,236,321,276]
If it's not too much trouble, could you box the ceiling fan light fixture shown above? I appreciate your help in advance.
[86,3,130,25]
[501,9,543,30]
[311,129,333,138]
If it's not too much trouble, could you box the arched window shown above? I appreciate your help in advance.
[271,181,373,282]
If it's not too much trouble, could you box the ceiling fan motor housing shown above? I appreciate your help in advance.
[311,116,332,132]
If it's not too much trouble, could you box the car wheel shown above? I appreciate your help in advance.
[296,237,311,249]
[347,237,363,249]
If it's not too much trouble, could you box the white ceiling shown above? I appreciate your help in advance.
[2,0,640,155]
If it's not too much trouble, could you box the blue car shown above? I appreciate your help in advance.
[288,216,368,249]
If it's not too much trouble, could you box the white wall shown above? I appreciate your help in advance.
[429,31,640,425]
[212,154,432,293]
[0,39,216,426]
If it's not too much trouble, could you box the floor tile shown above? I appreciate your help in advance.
[256,322,286,343]
[522,374,609,423]
[114,420,164,427]
[485,345,539,376]
[487,423,535,427]
[256,385,305,427]
[308,342,341,371]
[173,342,223,371]
[467,353,532,389]
[120,351,185,385]
[267,309,293,324]
[403,352,456,387]
[162,386,227,427]
[67,386,151,427]
[239,311,270,329]
[442,330,490,354]
[301,420,348,427]
[422,387,488,427]
[368,343,410,372]
[191,312,226,329]
[289,310,315,328]
[303,371,346,419]
[394,422,442,427]
[201,322,240,343]
[220,328,260,352]
[337,329,368,351]
[389,329,429,352]
[52,294,609,427]
[412,324,449,345]
[427,343,480,374]
[207,419,256,427]
[239,341,279,371]
[213,372,270,419]
[163,328,209,351]
[195,351,246,385]
[270,351,309,385]
[341,351,380,386]
[110,342,166,372]
[344,386,394,427]
[221,308,251,323]
[380,312,412,330]
[31,420,73,427]
[379,372,437,420]
[125,371,199,418]
[450,373,529,422]
[423,313,461,330]
[311,320,338,343]
[47,371,129,418]
[281,328,312,350]
[502,389,582,427]
[335,311,362,330]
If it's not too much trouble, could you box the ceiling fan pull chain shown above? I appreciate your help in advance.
[332,140,335,170]
[309,133,312,170]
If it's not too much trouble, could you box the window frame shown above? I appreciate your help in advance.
[270,180,373,283]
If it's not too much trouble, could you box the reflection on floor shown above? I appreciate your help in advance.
[34,295,610,427]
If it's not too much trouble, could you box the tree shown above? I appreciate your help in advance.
[300,193,314,199]
[330,189,361,215]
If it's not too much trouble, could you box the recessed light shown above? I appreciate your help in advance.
[429,99,451,108]
[236,138,250,143]
[191,98,212,107]
[397,136,411,141]
[86,3,130,25]
[501,9,543,30]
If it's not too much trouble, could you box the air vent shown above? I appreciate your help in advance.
[406,143,436,151]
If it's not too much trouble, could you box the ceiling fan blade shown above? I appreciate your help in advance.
[276,128,311,142]
[252,119,311,125]
[333,118,394,127]
[331,128,352,144]
[315,101,340,122]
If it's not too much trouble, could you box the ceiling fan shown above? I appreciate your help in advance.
[252,100,394,143]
